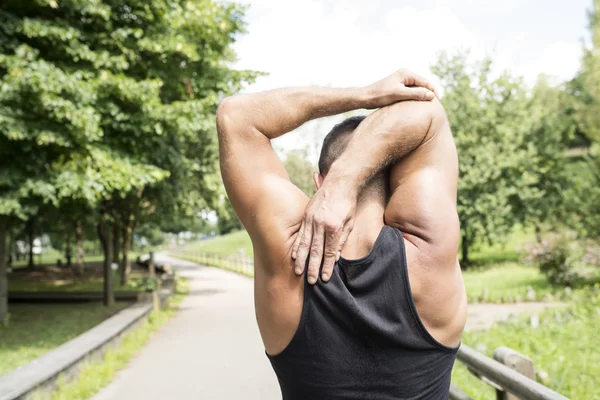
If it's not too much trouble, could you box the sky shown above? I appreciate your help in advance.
[230,0,591,158]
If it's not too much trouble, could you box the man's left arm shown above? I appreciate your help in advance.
[293,99,453,282]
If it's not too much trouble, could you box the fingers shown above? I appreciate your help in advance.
[402,71,441,99]
[400,86,435,101]
[307,223,325,285]
[293,219,313,276]
[321,228,341,282]
[291,221,305,273]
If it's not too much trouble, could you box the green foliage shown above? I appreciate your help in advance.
[431,52,570,264]
[452,286,600,399]
[0,0,258,300]
[522,233,600,286]
[0,302,127,375]
[216,195,242,235]
[126,276,159,292]
[571,0,600,239]
[283,149,316,196]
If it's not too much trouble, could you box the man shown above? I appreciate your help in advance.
[216,69,467,399]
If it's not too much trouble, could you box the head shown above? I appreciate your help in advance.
[315,115,388,205]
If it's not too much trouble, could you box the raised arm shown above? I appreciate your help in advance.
[293,99,454,283]
[216,70,438,270]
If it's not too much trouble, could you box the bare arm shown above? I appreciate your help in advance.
[293,99,454,282]
[217,70,438,274]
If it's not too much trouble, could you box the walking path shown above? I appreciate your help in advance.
[92,254,563,399]
[91,254,280,400]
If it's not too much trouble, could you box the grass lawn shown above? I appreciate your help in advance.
[463,263,561,303]
[29,279,190,400]
[451,285,600,399]
[0,302,128,376]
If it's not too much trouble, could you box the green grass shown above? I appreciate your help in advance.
[462,263,559,303]
[0,303,128,376]
[469,226,533,265]
[185,230,253,256]
[29,278,190,400]
[452,285,600,399]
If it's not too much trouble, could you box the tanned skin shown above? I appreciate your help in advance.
[216,70,467,356]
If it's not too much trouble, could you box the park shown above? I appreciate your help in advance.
[0,0,599,399]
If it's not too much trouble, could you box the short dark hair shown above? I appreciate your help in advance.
[318,115,367,175]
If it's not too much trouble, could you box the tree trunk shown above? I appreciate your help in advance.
[120,213,134,286]
[27,219,34,268]
[65,233,72,267]
[98,219,114,307]
[461,232,471,268]
[75,220,84,273]
[112,224,120,264]
[535,225,543,244]
[0,224,8,324]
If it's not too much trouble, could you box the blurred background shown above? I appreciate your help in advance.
[0,0,599,399]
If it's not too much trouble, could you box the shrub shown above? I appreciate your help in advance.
[521,233,599,286]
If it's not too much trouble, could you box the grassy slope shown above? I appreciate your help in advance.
[0,303,128,376]
[184,230,253,256]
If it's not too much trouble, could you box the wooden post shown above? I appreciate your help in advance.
[493,347,536,400]
[148,252,159,312]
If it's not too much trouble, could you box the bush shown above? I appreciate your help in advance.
[127,276,159,292]
[522,233,599,286]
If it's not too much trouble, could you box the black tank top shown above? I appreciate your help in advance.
[267,225,459,400]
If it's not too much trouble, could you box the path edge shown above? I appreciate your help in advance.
[0,289,173,400]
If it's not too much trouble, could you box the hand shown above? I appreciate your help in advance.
[291,178,357,284]
[363,69,440,109]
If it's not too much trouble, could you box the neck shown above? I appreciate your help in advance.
[341,200,386,260]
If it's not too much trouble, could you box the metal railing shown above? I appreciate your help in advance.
[170,249,569,400]
[450,345,569,400]
[170,250,254,277]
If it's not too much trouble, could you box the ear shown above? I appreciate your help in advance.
[313,171,324,190]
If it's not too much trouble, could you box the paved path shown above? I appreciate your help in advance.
[466,302,565,331]
[91,254,280,400]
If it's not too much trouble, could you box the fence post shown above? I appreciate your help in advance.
[493,347,536,400]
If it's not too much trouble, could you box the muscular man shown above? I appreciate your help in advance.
[217,69,467,399]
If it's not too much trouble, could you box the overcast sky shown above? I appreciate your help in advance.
[230,0,591,157]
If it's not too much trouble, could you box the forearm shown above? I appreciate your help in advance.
[218,87,369,139]
[326,100,442,190]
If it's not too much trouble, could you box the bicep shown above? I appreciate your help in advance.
[218,125,308,245]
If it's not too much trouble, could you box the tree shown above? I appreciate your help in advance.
[431,52,548,265]
[572,0,600,239]
[515,77,575,237]
[0,0,258,309]
[283,149,316,196]
[217,194,242,235]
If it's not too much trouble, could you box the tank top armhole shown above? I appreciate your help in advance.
[266,274,310,359]
[395,228,460,353]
